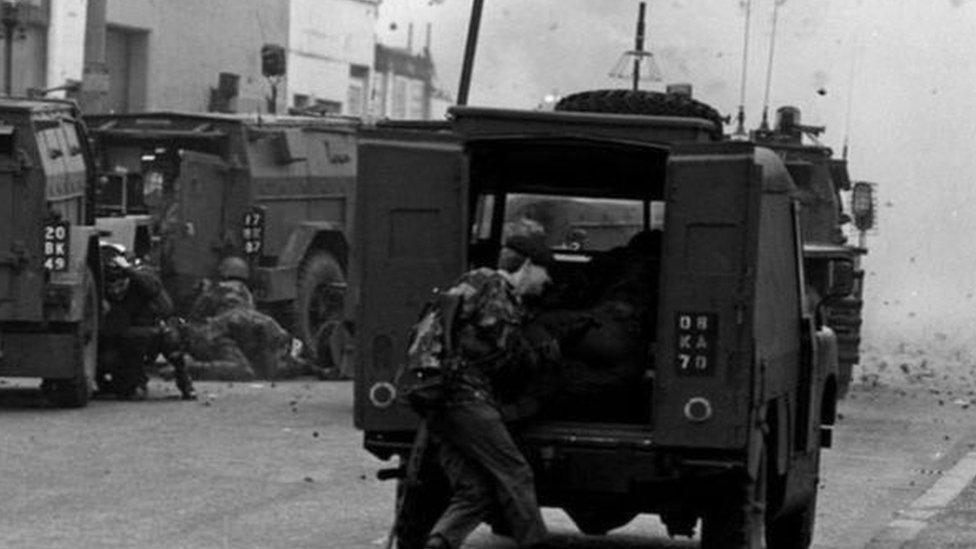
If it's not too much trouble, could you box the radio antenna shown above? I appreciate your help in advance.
[841,34,861,160]
[734,0,753,137]
[760,0,785,132]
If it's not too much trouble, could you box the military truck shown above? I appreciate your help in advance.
[353,96,849,547]
[751,106,873,398]
[0,98,101,407]
[87,112,360,370]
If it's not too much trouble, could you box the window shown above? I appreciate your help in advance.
[503,193,653,252]
[408,79,425,119]
[347,81,364,117]
[392,76,408,119]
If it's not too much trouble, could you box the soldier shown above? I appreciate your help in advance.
[181,256,303,380]
[415,234,580,549]
[98,246,196,400]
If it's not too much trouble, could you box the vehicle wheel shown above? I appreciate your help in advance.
[294,252,346,367]
[766,490,816,548]
[555,89,725,139]
[700,452,767,549]
[44,268,98,408]
[767,452,819,548]
[566,506,638,536]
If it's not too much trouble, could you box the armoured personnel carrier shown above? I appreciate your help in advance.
[87,112,360,371]
[0,99,101,407]
[751,105,873,398]
[354,94,849,547]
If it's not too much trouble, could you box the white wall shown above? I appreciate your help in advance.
[287,0,379,114]
[46,0,87,96]
[105,0,289,113]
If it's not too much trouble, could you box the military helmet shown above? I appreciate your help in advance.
[99,243,132,283]
[217,256,250,281]
[101,247,133,300]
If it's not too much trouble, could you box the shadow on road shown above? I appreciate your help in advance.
[0,381,188,411]
[464,531,699,548]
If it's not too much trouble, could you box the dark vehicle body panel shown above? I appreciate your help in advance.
[354,106,835,529]
[0,99,100,382]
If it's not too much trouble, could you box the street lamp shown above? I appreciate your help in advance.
[0,0,27,96]
[608,1,662,91]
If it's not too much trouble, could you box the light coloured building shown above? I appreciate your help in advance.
[9,0,443,119]
[0,0,54,96]
[43,0,380,115]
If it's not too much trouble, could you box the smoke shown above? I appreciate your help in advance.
[378,0,976,355]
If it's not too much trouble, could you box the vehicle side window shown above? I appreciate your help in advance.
[61,121,87,174]
[34,119,65,175]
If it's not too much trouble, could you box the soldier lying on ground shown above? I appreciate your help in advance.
[170,257,312,381]
[98,245,196,400]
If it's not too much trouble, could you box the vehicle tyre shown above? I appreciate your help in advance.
[767,452,819,548]
[700,452,766,549]
[566,506,638,536]
[555,89,725,138]
[44,268,98,408]
[294,252,346,367]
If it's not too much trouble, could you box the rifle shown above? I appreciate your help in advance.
[383,420,430,549]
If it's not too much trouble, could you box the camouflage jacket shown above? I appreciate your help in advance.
[438,268,553,404]
[189,279,255,321]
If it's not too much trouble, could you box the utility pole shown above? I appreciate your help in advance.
[456,0,483,106]
[80,0,109,113]
[631,1,646,91]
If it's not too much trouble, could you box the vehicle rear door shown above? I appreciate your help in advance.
[353,129,466,432]
[0,122,43,321]
[654,141,760,450]
[170,151,230,306]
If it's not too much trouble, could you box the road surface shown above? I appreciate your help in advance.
[1,374,975,548]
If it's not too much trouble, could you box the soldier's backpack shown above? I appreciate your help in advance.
[396,290,463,413]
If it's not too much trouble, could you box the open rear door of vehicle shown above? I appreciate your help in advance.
[654,141,761,450]
[354,128,466,433]
[170,151,230,307]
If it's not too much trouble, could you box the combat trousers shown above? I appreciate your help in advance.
[99,327,195,398]
[427,398,547,549]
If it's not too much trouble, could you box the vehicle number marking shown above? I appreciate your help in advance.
[675,312,717,376]
[242,207,265,256]
[43,220,70,272]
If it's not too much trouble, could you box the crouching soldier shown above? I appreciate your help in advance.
[181,257,304,380]
[98,247,196,400]
[401,234,597,549]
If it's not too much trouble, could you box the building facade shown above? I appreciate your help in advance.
[42,0,380,115]
[12,0,444,119]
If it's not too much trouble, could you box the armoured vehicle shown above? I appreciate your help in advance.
[87,112,360,370]
[353,93,849,547]
[0,98,101,407]
[752,106,873,398]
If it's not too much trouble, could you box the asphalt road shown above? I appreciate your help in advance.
[2,376,975,549]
